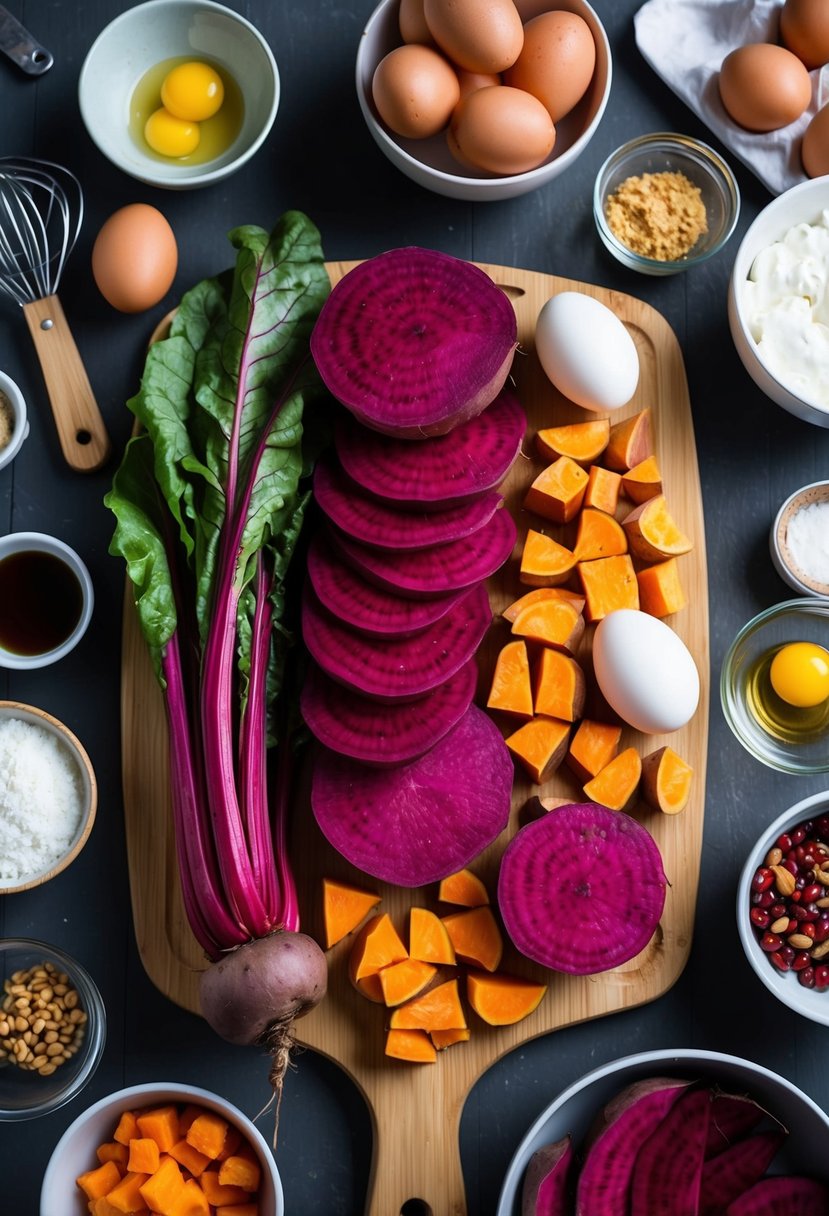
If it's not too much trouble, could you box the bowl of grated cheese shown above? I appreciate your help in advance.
[0,702,97,895]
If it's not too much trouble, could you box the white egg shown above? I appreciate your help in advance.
[593,609,699,734]
[534,291,639,412]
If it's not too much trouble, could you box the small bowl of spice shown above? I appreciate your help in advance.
[738,790,829,1027]
[721,598,829,774]
[771,481,829,599]
[0,532,94,669]
[593,132,740,275]
[0,938,106,1120]
[0,371,29,473]
[0,701,97,894]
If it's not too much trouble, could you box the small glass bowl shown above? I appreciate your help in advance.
[593,132,740,275]
[0,939,106,1121]
[720,599,829,774]
[770,481,829,599]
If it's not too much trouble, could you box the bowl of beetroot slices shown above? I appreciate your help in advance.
[495,1048,829,1216]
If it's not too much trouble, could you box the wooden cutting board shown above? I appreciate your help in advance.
[121,261,709,1216]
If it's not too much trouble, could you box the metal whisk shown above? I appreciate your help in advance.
[0,157,110,472]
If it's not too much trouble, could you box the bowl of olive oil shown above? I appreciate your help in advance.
[0,533,93,669]
[721,599,829,774]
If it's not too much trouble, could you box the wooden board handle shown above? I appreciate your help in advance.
[366,1100,466,1216]
[23,294,111,472]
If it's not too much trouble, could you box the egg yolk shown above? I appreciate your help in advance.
[144,108,201,158]
[161,61,224,122]
[769,641,829,708]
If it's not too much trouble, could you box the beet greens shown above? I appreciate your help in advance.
[105,213,332,1120]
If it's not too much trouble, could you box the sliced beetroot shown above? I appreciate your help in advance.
[497,803,668,975]
[330,507,516,599]
[700,1130,787,1215]
[522,1136,574,1216]
[310,247,518,438]
[629,1086,711,1215]
[334,387,526,506]
[575,1078,690,1216]
[307,533,465,638]
[313,457,502,550]
[726,1175,829,1214]
[299,657,478,766]
[705,1093,767,1158]
[301,581,492,702]
[310,703,513,886]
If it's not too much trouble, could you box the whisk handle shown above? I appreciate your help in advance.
[23,294,112,473]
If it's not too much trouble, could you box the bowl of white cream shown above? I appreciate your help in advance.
[771,481,829,599]
[728,177,829,428]
[0,702,97,894]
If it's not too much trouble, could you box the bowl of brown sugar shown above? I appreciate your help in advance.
[593,132,740,275]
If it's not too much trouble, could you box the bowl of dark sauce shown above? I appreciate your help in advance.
[0,533,93,669]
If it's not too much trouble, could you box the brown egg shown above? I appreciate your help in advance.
[447,85,555,175]
[802,103,829,176]
[91,204,177,314]
[456,68,501,102]
[372,44,461,138]
[718,43,812,132]
[504,10,596,123]
[781,0,829,70]
[424,0,524,74]
[399,0,434,46]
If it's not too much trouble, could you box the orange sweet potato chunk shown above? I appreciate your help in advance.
[409,905,456,964]
[89,1198,129,1216]
[524,455,589,523]
[379,958,438,1007]
[566,718,622,783]
[113,1111,140,1147]
[127,1138,160,1175]
[641,745,693,815]
[139,1156,186,1212]
[573,506,628,561]
[348,912,408,983]
[136,1105,180,1153]
[621,454,662,503]
[520,530,577,587]
[185,1111,229,1160]
[466,970,547,1025]
[441,906,503,972]
[385,1027,437,1063]
[502,586,585,623]
[322,876,381,948]
[431,1027,471,1050]
[437,868,489,907]
[583,746,642,811]
[578,554,639,622]
[77,1161,123,1201]
[217,1154,261,1192]
[199,1169,250,1207]
[510,596,584,653]
[106,1171,152,1214]
[389,977,467,1032]
[583,464,622,515]
[486,639,534,718]
[506,715,571,784]
[172,1179,210,1216]
[215,1206,258,1216]
[623,495,693,562]
[604,408,653,472]
[96,1142,130,1168]
[533,648,586,722]
[169,1138,211,1178]
[637,557,687,618]
[536,418,609,465]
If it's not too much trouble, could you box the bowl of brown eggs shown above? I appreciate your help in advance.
[356,0,612,201]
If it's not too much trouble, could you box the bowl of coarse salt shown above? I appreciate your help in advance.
[0,703,97,895]
[771,481,829,599]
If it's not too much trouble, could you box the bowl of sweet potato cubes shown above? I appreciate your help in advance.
[40,1080,283,1216]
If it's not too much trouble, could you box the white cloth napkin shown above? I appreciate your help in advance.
[634,0,829,196]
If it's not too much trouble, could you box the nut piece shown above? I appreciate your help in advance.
[788,933,814,950]
[0,961,85,1075]
[770,865,797,897]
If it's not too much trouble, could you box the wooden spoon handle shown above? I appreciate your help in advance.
[23,294,111,473]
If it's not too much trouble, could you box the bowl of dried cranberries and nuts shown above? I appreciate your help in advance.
[738,791,829,1026]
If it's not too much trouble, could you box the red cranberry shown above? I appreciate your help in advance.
[771,951,790,971]
[778,833,793,850]
[799,923,818,941]
[771,902,787,917]
[799,967,816,988]
[815,965,829,990]
[752,867,774,892]
[751,908,771,929]
[791,826,808,845]
[760,932,783,953]
[793,951,812,972]
[803,903,820,922]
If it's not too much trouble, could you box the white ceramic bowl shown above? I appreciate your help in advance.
[40,1081,285,1216]
[738,791,829,1028]
[0,700,97,894]
[728,177,829,428]
[0,371,29,472]
[770,481,829,599]
[496,1047,829,1215]
[0,939,106,1122]
[0,531,93,669]
[78,0,279,190]
[356,0,611,201]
